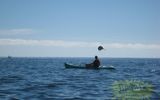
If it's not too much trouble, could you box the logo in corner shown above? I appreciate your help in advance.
[112,80,153,99]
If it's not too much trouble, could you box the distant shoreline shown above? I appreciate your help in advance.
[0,56,160,59]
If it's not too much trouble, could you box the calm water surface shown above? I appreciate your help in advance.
[0,57,160,99]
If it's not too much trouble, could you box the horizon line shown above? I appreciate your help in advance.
[1,56,160,59]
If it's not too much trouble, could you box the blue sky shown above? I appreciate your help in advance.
[0,0,160,57]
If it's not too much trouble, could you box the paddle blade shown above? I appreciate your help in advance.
[98,46,104,51]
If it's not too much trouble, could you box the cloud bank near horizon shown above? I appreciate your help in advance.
[0,38,160,50]
[0,38,160,57]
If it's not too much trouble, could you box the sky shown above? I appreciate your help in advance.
[0,0,160,57]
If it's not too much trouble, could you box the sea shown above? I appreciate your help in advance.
[0,57,159,100]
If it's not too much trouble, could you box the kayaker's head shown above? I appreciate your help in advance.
[95,56,98,59]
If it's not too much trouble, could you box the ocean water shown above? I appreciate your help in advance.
[0,57,159,100]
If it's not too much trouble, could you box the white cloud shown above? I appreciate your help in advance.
[0,29,36,35]
[0,39,100,47]
[103,43,160,49]
[0,39,160,50]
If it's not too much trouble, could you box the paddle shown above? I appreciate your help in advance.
[98,45,105,51]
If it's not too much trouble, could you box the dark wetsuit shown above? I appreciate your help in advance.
[85,57,100,68]
[93,59,100,68]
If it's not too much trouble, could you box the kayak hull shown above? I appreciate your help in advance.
[64,63,115,70]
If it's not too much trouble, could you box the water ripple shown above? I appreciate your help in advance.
[0,57,159,99]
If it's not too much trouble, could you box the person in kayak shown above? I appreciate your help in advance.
[86,56,101,68]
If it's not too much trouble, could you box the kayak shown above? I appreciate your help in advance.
[64,63,115,70]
